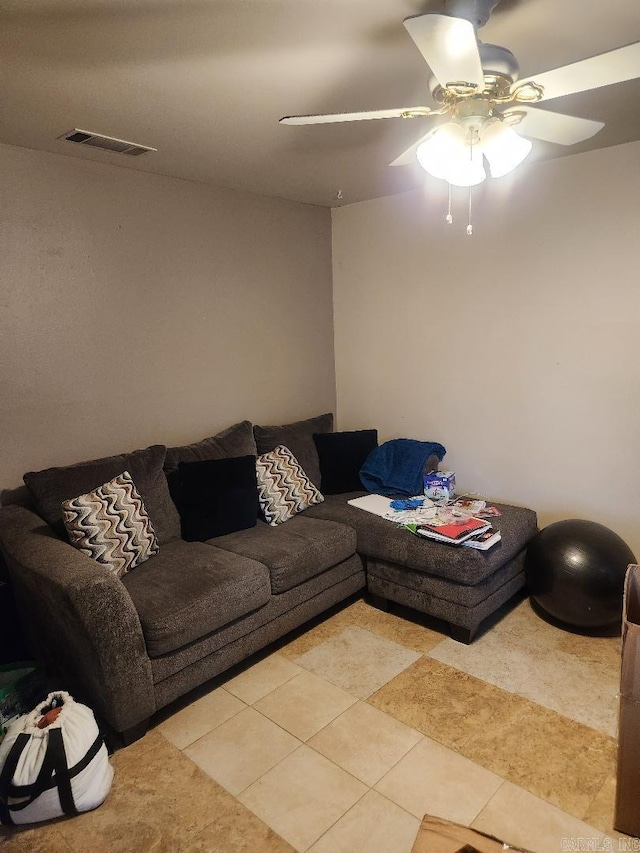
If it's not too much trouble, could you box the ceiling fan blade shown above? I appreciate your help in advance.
[279,107,431,125]
[389,132,433,167]
[518,42,640,102]
[403,14,484,90]
[508,106,604,145]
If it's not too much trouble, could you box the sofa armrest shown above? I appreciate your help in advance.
[0,505,155,733]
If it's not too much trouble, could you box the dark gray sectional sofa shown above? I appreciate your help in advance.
[0,416,536,742]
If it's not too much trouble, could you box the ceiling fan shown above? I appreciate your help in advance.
[280,0,640,188]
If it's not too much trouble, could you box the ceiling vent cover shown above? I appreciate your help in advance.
[59,129,157,156]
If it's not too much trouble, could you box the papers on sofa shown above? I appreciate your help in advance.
[347,494,437,524]
[347,494,395,517]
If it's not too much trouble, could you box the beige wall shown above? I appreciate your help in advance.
[332,141,640,557]
[0,143,335,488]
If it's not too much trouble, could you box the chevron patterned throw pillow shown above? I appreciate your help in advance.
[62,471,160,577]
[256,445,324,526]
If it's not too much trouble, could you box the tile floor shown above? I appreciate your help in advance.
[0,597,634,853]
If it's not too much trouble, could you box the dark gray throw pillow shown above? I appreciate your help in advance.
[313,430,379,494]
[175,456,259,541]
[23,444,181,545]
[253,413,333,488]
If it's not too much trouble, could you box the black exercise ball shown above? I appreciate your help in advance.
[525,519,636,628]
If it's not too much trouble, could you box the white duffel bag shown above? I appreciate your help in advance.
[0,691,113,825]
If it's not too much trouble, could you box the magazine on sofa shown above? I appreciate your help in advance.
[409,516,491,545]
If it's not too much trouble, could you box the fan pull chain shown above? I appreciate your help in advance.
[445,183,453,225]
[467,185,473,236]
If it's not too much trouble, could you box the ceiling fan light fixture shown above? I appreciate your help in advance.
[416,122,465,179]
[481,120,532,177]
[416,122,486,186]
[446,142,486,186]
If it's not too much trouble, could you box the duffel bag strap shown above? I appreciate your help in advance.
[0,730,63,824]
[0,729,104,824]
[47,727,79,817]
[0,733,33,825]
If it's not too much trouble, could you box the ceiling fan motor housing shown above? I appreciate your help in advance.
[428,42,519,97]
[445,0,501,29]
[478,43,519,83]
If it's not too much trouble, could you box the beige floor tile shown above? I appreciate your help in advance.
[462,700,616,819]
[279,599,442,660]
[55,735,231,853]
[254,670,357,741]
[184,706,300,795]
[179,799,296,852]
[293,625,421,699]
[498,599,621,667]
[583,773,616,835]
[336,599,445,654]
[375,737,503,823]
[279,606,357,659]
[157,686,246,749]
[223,653,302,704]
[430,610,620,736]
[309,789,420,853]
[368,656,529,752]
[308,701,422,785]
[238,744,367,851]
[472,781,613,853]
[556,629,622,668]
[582,773,638,845]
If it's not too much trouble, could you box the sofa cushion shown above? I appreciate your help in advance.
[175,456,259,541]
[164,420,257,473]
[122,540,271,656]
[305,495,538,586]
[24,445,180,545]
[214,515,357,594]
[62,471,159,577]
[256,445,324,526]
[254,413,333,488]
[313,430,378,494]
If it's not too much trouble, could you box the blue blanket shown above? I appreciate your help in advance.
[359,439,446,496]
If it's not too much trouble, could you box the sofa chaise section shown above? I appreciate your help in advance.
[306,493,537,642]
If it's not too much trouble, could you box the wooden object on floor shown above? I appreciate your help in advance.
[411,814,533,853]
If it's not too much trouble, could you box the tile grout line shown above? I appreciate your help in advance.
[300,781,371,852]
[159,690,249,750]
[468,777,509,829]
[223,654,305,705]
[231,738,371,853]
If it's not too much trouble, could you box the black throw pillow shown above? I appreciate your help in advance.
[176,455,259,541]
[313,430,378,494]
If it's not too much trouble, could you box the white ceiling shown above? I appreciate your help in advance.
[2,0,639,208]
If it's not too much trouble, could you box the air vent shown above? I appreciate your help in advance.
[59,129,157,157]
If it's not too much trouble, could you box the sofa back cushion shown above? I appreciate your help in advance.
[23,444,180,545]
[253,413,333,488]
[164,420,257,473]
